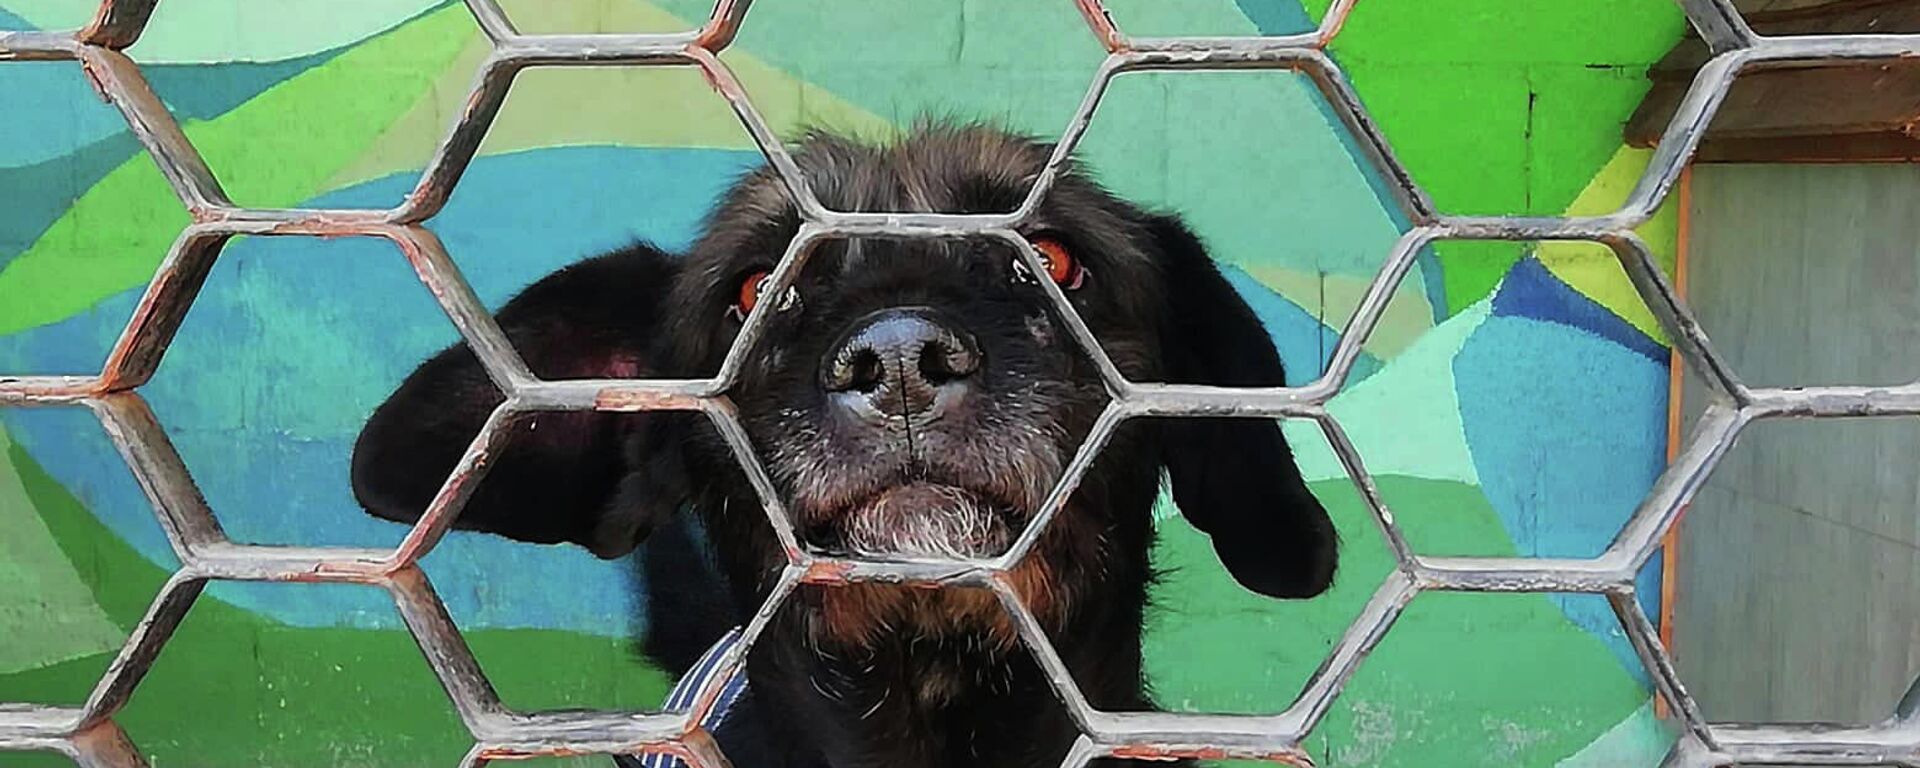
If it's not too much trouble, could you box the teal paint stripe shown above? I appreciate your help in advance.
[0,6,34,30]
[1237,0,1315,33]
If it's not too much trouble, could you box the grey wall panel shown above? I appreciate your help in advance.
[1678,163,1920,725]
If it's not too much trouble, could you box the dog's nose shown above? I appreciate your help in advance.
[822,307,980,418]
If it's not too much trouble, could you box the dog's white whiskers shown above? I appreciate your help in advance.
[860,687,890,720]
[809,673,843,703]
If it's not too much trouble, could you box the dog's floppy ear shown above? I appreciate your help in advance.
[1144,214,1338,598]
[351,245,689,558]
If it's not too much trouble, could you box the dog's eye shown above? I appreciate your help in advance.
[729,269,800,321]
[1016,237,1087,290]
[737,270,771,316]
[1034,239,1075,284]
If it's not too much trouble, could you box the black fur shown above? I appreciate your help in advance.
[352,123,1337,768]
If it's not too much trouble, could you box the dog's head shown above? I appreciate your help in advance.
[352,122,1336,648]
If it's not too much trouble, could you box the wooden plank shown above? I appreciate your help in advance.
[1651,2,1920,74]
[1739,0,1896,15]
[1740,0,1920,25]
[1687,133,1920,163]
[1626,64,1920,156]
[1657,167,1694,722]
[1624,0,1920,161]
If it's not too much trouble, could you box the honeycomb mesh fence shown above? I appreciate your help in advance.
[2,0,1919,765]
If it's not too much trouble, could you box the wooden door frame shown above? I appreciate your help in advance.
[1656,165,1694,719]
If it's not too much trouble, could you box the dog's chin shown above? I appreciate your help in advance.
[833,482,1014,561]
[803,482,1059,650]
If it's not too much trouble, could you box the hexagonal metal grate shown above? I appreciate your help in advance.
[3,1,1919,765]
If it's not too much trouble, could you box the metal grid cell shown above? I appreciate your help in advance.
[2,0,1918,765]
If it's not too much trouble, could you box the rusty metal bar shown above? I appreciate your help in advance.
[1674,0,1756,55]
[1413,557,1629,593]
[89,393,227,559]
[809,213,1026,236]
[0,705,85,744]
[1056,735,1106,768]
[76,47,230,213]
[1094,743,1313,766]
[992,576,1100,735]
[78,0,158,49]
[1119,384,1327,418]
[386,225,537,390]
[675,567,800,730]
[1315,0,1359,45]
[78,573,206,728]
[800,557,995,587]
[1614,589,1716,748]
[391,55,520,224]
[386,566,513,733]
[1711,723,1919,765]
[194,206,394,232]
[1007,232,1132,395]
[994,401,1126,568]
[0,375,102,405]
[462,0,519,41]
[1085,711,1300,753]
[1319,228,1433,390]
[1437,213,1651,242]
[1034,48,1434,225]
[1274,570,1417,737]
[1895,674,1920,724]
[1620,50,1748,224]
[709,226,819,389]
[1125,34,1327,55]
[492,35,700,65]
[1023,54,1119,220]
[1755,33,1920,60]
[0,30,81,60]
[1611,404,1749,568]
[703,401,807,561]
[698,0,754,52]
[385,404,523,567]
[1745,385,1920,419]
[99,228,228,391]
[1605,232,1745,401]
[64,721,150,768]
[517,379,718,412]
[1313,412,1417,567]
[685,46,824,218]
[187,543,391,582]
[481,709,683,752]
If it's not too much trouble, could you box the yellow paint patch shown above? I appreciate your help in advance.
[327,0,891,192]
[1242,263,1435,360]
[321,31,495,192]
[498,0,691,34]
[1535,146,1680,344]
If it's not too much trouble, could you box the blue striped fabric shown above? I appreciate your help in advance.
[630,626,749,768]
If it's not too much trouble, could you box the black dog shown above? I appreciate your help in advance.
[351,123,1337,768]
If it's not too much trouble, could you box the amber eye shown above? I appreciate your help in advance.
[1031,238,1083,288]
[737,270,770,316]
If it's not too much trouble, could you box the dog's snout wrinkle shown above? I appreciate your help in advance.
[823,307,980,424]
[893,350,919,467]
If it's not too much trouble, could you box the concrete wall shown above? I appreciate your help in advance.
[0,1,1690,765]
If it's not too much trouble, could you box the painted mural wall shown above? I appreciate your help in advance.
[0,1,1688,765]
